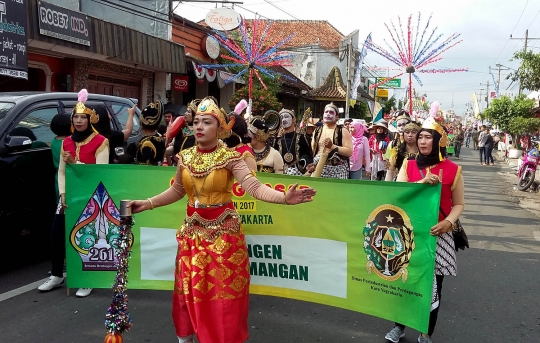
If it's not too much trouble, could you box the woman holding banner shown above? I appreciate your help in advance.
[37,89,109,298]
[128,96,316,343]
[384,117,465,343]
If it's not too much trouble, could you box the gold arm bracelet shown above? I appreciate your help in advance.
[283,191,289,205]
[147,198,155,210]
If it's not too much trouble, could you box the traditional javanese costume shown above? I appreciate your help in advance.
[175,100,199,153]
[147,97,289,343]
[311,103,349,179]
[249,116,284,174]
[58,91,109,195]
[48,90,108,291]
[223,101,257,173]
[369,120,390,181]
[387,121,419,181]
[395,117,463,337]
[275,110,313,175]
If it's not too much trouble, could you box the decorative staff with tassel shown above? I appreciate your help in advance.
[104,200,134,343]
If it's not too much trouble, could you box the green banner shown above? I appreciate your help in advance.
[377,77,401,88]
[65,164,440,332]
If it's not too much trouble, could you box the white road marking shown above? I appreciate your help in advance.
[0,278,49,302]
[534,231,540,242]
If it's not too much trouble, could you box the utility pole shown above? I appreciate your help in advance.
[345,35,353,119]
[510,29,540,95]
[480,81,490,108]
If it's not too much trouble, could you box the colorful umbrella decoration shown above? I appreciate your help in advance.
[198,16,296,100]
[365,13,467,114]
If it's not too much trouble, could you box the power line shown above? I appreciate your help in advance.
[115,0,169,16]
[262,0,300,20]
[511,0,530,35]
[235,4,273,19]
[90,0,171,25]
[526,7,540,29]
[495,0,530,62]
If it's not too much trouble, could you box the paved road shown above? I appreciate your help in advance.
[1,146,539,343]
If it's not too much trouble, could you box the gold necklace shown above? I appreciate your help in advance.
[188,148,215,208]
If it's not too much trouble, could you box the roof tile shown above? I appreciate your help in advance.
[199,19,344,51]
[308,66,346,98]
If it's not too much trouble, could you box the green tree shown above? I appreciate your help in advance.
[380,96,396,114]
[508,51,540,92]
[228,86,282,118]
[508,117,540,138]
[485,95,535,132]
[349,101,369,119]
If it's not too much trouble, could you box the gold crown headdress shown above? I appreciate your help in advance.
[187,99,200,113]
[422,117,448,161]
[72,89,99,124]
[279,108,295,118]
[403,121,420,132]
[395,111,411,123]
[324,102,338,115]
[197,96,235,139]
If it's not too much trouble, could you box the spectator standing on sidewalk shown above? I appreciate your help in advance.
[472,128,479,150]
[483,128,495,165]
[453,124,464,159]
[465,127,471,148]
[478,125,487,164]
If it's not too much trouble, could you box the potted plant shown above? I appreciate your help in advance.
[507,143,523,159]
[507,117,540,158]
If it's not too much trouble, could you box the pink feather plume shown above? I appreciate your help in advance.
[78,89,88,103]
[234,99,248,115]
[429,101,440,118]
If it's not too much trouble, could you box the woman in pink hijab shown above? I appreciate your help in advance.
[349,121,371,179]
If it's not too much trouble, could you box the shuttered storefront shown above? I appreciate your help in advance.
[87,72,140,99]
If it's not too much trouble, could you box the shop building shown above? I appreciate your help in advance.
[171,15,237,112]
[0,0,185,108]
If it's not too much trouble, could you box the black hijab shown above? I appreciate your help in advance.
[416,128,443,170]
[376,128,388,141]
[70,114,94,142]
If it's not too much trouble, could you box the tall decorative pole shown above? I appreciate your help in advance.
[365,13,467,113]
[407,65,415,114]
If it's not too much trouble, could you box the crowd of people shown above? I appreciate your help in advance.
[37,89,465,343]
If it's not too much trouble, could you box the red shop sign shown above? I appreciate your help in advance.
[173,75,189,92]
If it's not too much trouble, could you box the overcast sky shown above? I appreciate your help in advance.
[174,0,540,115]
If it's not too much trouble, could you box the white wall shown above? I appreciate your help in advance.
[284,45,346,89]
[316,52,347,88]
[154,72,168,104]
[285,46,319,89]
[220,83,235,112]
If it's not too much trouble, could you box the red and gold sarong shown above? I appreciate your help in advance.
[172,202,250,343]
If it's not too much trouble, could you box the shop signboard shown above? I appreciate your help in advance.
[205,7,241,31]
[202,35,220,59]
[377,89,389,98]
[38,1,91,46]
[173,75,189,92]
[0,0,28,79]
[376,78,401,88]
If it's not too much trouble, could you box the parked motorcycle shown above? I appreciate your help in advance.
[517,141,540,191]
